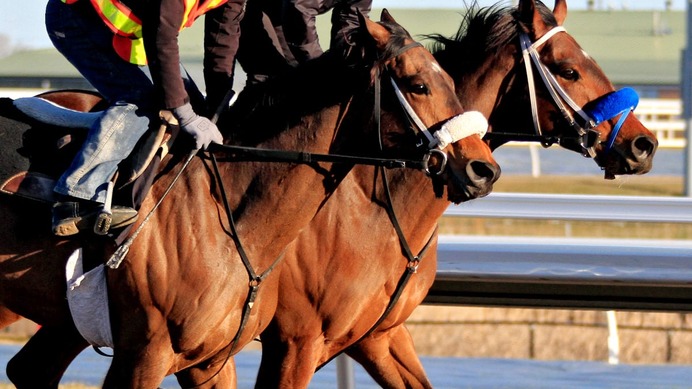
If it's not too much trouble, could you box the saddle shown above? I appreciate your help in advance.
[0,94,179,235]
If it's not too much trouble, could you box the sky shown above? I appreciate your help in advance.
[0,0,687,50]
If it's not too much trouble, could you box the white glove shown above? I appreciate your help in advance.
[173,102,224,150]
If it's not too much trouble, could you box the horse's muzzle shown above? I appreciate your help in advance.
[447,159,501,203]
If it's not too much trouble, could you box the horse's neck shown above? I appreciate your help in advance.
[195,96,371,261]
[439,44,531,137]
[462,52,515,117]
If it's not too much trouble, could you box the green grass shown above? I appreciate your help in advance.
[492,174,683,196]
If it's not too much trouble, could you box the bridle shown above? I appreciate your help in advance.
[379,41,487,175]
[485,25,639,160]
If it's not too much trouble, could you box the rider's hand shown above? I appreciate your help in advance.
[173,102,224,150]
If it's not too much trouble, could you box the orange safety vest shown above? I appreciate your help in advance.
[61,0,228,65]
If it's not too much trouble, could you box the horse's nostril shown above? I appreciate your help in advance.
[632,135,657,160]
[466,160,500,184]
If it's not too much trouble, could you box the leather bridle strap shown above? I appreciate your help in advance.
[520,26,600,157]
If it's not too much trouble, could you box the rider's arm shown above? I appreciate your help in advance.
[282,0,323,63]
[204,1,245,115]
[329,0,372,55]
[142,0,225,149]
[141,0,188,109]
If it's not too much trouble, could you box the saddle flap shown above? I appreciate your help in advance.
[0,171,57,203]
[13,97,101,130]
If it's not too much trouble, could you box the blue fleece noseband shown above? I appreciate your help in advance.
[582,87,639,152]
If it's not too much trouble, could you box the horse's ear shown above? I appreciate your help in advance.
[517,0,549,39]
[553,0,567,25]
[360,12,390,50]
[380,8,396,23]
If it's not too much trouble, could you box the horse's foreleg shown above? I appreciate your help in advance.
[175,353,237,389]
[346,324,432,389]
[102,337,173,389]
[6,323,89,389]
[256,328,321,389]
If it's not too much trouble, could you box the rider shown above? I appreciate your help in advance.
[45,0,245,236]
[237,0,372,85]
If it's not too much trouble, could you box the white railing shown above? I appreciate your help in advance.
[636,98,685,148]
[429,193,692,310]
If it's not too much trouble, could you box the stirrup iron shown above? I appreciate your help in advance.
[94,181,114,235]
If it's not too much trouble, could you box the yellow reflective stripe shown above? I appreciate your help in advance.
[181,0,198,28]
[90,0,142,38]
[183,0,228,28]
[129,37,147,65]
[198,0,227,12]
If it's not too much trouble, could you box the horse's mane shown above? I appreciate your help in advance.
[426,1,557,77]
[224,51,368,144]
[378,19,415,63]
[226,18,419,146]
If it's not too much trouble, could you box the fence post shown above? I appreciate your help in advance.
[607,311,620,365]
[682,0,692,196]
[336,354,355,389]
[529,143,541,177]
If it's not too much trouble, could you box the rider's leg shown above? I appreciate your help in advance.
[45,0,154,235]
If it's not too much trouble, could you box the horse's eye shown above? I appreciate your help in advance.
[560,68,579,81]
[410,83,429,95]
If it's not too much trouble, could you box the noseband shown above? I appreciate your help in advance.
[380,41,488,175]
[487,26,639,159]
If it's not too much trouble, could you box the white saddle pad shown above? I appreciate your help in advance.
[65,248,114,348]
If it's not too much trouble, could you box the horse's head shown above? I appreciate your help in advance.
[432,0,657,179]
[361,10,500,203]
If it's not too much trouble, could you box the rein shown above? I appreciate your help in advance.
[206,143,430,171]
[484,25,638,159]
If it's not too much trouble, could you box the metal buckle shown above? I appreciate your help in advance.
[423,149,448,176]
[580,128,600,157]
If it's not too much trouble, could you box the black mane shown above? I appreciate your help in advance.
[426,1,557,78]
[225,19,418,146]
[225,50,371,144]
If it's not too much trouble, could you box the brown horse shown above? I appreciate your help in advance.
[251,0,657,388]
[4,0,660,387]
[0,12,498,389]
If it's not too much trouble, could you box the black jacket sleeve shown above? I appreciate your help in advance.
[204,0,246,115]
[141,0,245,110]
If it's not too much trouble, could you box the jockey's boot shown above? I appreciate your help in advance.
[52,200,138,237]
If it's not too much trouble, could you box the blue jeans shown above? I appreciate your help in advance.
[45,0,201,203]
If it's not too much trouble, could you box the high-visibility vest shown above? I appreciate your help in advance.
[61,0,228,65]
